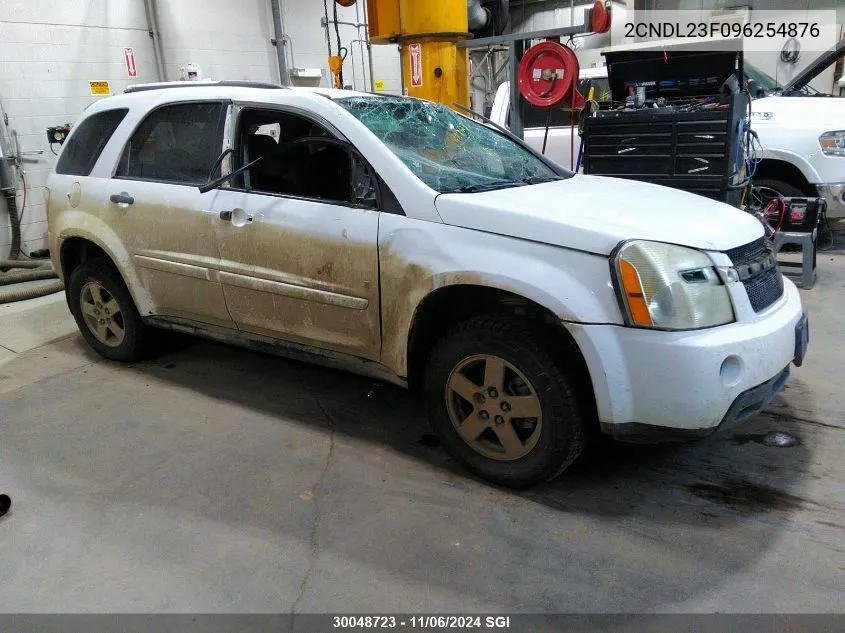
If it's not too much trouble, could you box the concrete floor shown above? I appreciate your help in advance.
[0,244,843,615]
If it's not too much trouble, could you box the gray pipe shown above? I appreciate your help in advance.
[1,190,20,261]
[0,259,43,269]
[142,0,167,81]
[0,279,63,303]
[356,0,375,92]
[270,0,290,85]
[468,0,490,31]
[0,266,56,287]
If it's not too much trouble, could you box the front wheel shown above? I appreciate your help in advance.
[68,259,152,362]
[424,316,587,488]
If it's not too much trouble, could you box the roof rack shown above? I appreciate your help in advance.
[124,80,286,94]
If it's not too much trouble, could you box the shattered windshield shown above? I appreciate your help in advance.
[336,96,568,193]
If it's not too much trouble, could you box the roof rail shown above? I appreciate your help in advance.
[124,80,286,94]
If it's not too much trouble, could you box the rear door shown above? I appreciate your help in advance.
[109,101,235,328]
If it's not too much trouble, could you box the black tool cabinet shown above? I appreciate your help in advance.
[581,46,747,207]
[582,95,747,207]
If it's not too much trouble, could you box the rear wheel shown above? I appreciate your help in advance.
[68,259,151,362]
[424,316,587,488]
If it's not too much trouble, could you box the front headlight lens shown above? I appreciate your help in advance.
[819,131,845,157]
[614,241,735,330]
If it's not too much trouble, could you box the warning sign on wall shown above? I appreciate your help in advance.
[409,43,422,88]
[374,79,385,92]
[88,80,111,96]
[124,47,137,78]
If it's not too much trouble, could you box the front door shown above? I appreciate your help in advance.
[209,107,381,360]
[110,100,234,328]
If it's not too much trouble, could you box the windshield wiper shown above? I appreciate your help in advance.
[450,180,524,193]
[522,175,563,185]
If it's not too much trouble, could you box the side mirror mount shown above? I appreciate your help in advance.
[746,79,766,99]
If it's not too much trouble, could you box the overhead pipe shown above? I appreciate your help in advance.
[468,0,509,38]
[468,0,491,32]
[142,0,167,81]
[270,0,290,85]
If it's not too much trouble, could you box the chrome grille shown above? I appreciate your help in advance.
[724,238,784,313]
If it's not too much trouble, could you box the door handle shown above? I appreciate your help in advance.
[220,209,253,226]
[109,192,134,206]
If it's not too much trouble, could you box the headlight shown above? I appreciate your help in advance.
[612,241,735,330]
[819,131,845,157]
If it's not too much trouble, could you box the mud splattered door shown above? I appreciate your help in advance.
[209,123,382,359]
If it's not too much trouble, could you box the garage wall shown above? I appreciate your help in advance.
[154,0,277,83]
[278,0,402,93]
[0,0,156,256]
[0,0,403,255]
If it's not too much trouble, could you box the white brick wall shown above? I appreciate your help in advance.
[0,0,155,255]
[0,0,403,253]
[278,0,401,93]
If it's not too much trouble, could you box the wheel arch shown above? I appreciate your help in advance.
[58,230,154,315]
[405,283,598,425]
[754,156,819,196]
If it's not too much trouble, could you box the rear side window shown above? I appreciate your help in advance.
[116,101,227,185]
[55,108,128,176]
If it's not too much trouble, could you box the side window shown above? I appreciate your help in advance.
[116,102,227,185]
[238,109,376,207]
[55,109,128,176]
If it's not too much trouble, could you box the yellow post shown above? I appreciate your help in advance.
[367,0,470,109]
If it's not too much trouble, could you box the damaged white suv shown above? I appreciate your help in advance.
[47,82,808,487]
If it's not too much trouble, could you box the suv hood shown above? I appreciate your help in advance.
[434,175,763,255]
[782,39,845,93]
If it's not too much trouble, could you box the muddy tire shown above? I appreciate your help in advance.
[68,259,152,362]
[424,316,586,488]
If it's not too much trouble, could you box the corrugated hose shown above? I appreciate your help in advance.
[0,260,63,303]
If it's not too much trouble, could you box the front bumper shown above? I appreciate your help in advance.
[568,278,806,438]
[818,183,845,219]
[605,365,790,443]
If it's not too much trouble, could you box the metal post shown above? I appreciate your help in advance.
[398,45,406,95]
[270,0,290,85]
[142,0,166,81]
[509,40,524,139]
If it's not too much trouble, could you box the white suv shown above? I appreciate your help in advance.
[47,81,808,487]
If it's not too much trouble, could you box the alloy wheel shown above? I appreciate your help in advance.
[445,354,543,461]
[79,280,126,348]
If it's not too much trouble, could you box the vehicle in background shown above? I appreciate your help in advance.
[490,40,845,217]
[489,66,610,171]
[48,82,806,488]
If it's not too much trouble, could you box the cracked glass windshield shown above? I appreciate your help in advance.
[336,96,569,193]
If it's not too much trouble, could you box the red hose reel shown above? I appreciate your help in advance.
[517,41,583,108]
[516,1,610,108]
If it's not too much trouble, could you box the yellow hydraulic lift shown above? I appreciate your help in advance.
[366,0,470,109]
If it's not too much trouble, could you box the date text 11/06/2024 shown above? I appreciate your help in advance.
[332,616,512,629]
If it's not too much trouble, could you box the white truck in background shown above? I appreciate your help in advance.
[489,40,845,218]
